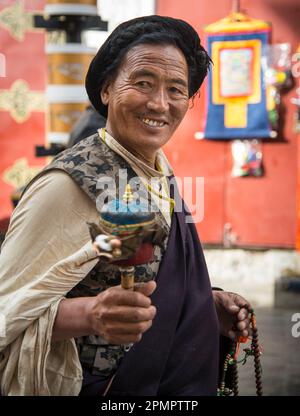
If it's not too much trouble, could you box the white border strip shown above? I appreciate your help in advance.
[48,132,70,145]
[46,43,97,54]
[45,4,98,16]
[47,85,88,103]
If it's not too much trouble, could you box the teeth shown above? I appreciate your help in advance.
[142,118,165,127]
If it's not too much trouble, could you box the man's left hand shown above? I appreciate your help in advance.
[212,290,251,341]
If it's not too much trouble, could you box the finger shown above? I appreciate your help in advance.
[105,305,157,323]
[237,308,249,321]
[214,292,240,314]
[236,326,251,338]
[134,281,157,297]
[232,295,251,310]
[109,238,122,248]
[227,304,240,314]
[236,318,249,332]
[108,333,143,345]
[227,329,236,341]
[103,286,152,308]
[108,320,153,335]
[241,329,249,338]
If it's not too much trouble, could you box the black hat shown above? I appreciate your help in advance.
[85,15,211,117]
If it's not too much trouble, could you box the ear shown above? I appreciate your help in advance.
[100,80,111,106]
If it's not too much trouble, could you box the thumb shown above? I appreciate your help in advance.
[134,280,157,297]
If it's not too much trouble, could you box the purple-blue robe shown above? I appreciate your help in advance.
[81,194,220,396]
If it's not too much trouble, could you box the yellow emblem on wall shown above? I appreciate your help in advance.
[0,79,46,123]
[2,158,43,189]
[211,39,261,128]
[0,0,33,42]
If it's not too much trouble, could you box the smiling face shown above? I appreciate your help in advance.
[101,43,189,166]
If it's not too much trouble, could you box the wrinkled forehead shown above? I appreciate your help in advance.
[116,43,189,80]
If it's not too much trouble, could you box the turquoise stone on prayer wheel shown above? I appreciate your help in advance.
[99,184,156,268]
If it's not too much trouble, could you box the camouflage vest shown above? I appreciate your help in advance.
[37,133,170,379]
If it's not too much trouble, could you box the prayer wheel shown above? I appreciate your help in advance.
[33,1,107,150]
[44,1,102,146]
[47,85,88,144]
[47,43,96,85]
[100,186,156,265]
[94,185,159,290]
[45,25,97,145]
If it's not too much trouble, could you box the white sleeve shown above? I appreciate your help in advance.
[0,170,100,395]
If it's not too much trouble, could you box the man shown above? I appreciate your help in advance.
[0,16,250,396]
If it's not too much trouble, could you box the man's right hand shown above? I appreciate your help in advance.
[87,280,157,345]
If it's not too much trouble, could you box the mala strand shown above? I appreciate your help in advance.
[231,358,239,396]
[218,352,232,396]
[250,309,263,396]
[217,307,263,396]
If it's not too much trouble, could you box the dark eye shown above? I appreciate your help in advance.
[169,86,183,94]
[137,81,151,88]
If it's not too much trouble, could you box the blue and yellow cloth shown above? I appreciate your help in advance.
[204,12,271,139]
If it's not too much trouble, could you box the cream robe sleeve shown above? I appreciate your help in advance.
[0,170,100,396]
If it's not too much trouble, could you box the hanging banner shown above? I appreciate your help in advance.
[0,0,47,224]
[204,12,271,139]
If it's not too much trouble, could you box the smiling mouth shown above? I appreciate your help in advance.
[139,117,167,128]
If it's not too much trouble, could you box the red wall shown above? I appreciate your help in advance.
[157,0,300,248]
[0,0,47,227]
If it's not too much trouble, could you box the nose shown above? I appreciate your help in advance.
[146,87,169,113]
